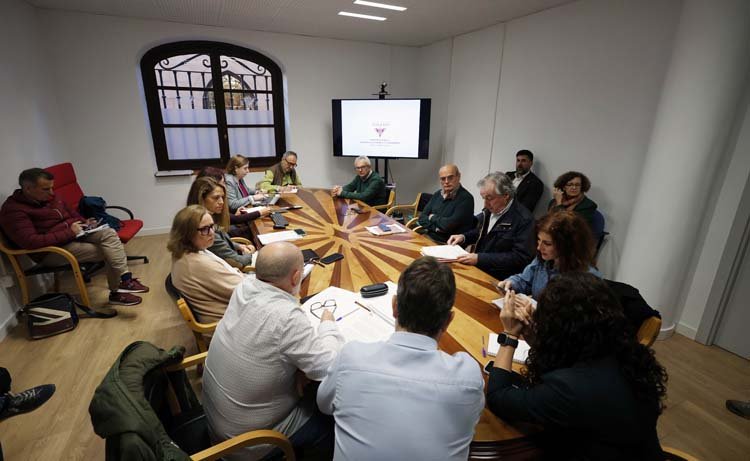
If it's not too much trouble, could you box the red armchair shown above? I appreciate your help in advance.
[44,163,149,264]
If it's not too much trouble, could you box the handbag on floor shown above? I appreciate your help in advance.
[23,293,117,340]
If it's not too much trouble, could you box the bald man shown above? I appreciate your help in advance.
[417,164,475,243]
[203,242,343,460]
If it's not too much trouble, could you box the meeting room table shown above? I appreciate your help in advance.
[252,188,542,459]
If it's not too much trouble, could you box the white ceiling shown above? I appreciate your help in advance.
[26,0,576,47]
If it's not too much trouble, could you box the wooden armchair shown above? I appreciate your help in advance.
[636,315,662,348]
[372,189,396,213]
[164,274,217,354]
[0,231,96,307]
[385,192,432,232]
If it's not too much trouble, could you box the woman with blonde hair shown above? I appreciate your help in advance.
[167,205,243,323]
[187,177,255,268]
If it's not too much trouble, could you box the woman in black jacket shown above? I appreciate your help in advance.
[487,272,668,460]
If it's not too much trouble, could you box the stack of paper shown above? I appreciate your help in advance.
[240,206,267,215]
[257,230,302,245]
[487,333,531,364]
[365,224,407,236]
[301,286,394,343]
[420,245,469,261]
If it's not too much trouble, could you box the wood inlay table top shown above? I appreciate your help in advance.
[252,188,541,454]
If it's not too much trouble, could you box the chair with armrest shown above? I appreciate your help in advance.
[591,209,609,257]
[636,316,662,348]
[662,446,699,460]
[90,341,294,461]
[386,192,432,232]
[0,231,102,307]
[44,162,149,264]
[372,189,396,213]
[165,274,217,354]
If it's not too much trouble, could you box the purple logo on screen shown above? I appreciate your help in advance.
[375,127,386,137]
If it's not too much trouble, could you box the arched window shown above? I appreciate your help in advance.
[141,41,286,171]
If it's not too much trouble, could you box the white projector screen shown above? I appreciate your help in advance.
[332,99,430,159]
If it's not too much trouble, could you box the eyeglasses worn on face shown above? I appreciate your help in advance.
[440,175,456,182]
[565,183,582,189]
[354,165,368,170]
[285,160,298,168]
[310,299,337,319]
[197,224,216,236]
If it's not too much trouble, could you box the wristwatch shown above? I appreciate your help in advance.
[497,332,519,348]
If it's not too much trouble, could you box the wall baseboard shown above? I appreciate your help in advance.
[675,321,698,340]
[0,310,19,343]
[138,226,170,236]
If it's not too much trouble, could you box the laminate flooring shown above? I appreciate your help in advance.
[0,234,748,460]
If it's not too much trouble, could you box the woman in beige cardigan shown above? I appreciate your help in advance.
[167,205,244,324]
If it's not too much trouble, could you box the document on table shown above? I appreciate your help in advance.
[301,286,394,343]
[365,224,407,236]
[487,333,531,364]
[240,206,266,214]
[420,245,469,260]
[257,230,302,245]
[491,295,538,310]
[355,281,398,326]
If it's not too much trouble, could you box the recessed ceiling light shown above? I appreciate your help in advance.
[338,11,387,21]
[353,0,407,11]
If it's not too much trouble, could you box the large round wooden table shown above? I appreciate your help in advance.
[251,188,542,459]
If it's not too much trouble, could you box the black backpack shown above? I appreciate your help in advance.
[78,196,122,231]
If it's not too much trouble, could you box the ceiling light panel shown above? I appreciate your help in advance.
[353,1,407,11]
[338,11,387,21]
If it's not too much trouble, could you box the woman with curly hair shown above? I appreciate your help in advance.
[487,272,668,460]
[497,211,600,299]
[548,171,597,228]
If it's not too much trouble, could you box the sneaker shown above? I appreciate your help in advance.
[726,400,750,419]
[118,277,149,293]
[109,292,142,306]
[0,384,55,420]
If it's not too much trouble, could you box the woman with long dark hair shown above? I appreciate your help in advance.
[497,210,599,299]
[487,272,668,460]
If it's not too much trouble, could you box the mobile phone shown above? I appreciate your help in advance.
[378,223,391,232]
[294,228,306,236]
[320,252,344,265]
[483,361,495,375]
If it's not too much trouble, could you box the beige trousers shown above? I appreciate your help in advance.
[40,227,129,291]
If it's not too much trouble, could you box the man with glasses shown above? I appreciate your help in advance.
[317,257,484,460]
[447,172,534,280]
[331,156,387,207]
[258,151,303,193]
[506,149,544,213]
[417,164,475,243]
[0,168,149,306]
[203,242,343,460]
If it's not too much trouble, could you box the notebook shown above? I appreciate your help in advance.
[487,333,531,364]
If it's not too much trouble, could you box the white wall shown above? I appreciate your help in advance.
[445,0,681,277]
[36,10,426,233]
[0,0,68,338]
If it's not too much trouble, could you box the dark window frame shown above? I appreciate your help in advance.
[140,41,286,171]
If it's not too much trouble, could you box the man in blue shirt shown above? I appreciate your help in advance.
[317,257,485,461]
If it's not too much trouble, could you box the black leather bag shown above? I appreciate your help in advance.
[23,293,117,340]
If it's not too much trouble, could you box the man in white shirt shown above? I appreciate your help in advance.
[317,257,485,461]
[203,241,344,460]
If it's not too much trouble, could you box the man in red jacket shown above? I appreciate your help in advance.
[0,168,148,306]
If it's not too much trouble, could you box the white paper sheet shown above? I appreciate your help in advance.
[487,333,531,364]
[365,224,407,236]
[257,230,302,245]
[301,286,394,343]
[355,281,398,326]
[420,245,469,260]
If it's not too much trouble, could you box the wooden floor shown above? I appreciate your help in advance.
[0,234,748,460]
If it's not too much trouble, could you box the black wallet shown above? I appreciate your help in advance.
[360,283,389,298]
